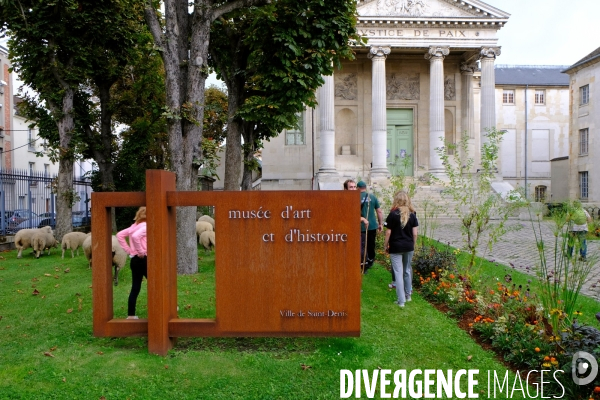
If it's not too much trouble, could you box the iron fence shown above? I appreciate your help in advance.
[0,169,92,235]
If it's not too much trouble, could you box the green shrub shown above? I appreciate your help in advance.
[412,244,457,287]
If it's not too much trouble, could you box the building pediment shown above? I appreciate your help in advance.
[357,0,510,20]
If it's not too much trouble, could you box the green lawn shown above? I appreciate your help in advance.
[0,247,541,399]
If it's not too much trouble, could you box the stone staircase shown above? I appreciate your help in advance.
[411,184,461,219]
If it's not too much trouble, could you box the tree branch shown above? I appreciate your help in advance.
[144,2,165,50]
[212,0,270,22]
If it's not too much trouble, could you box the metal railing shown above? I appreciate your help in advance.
[0,169,92,235]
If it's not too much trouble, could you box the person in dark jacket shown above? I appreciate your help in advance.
[384,191,418,308]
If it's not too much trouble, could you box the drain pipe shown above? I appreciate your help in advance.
[524,84,528,200]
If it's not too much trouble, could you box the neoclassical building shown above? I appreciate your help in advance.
[261,0,511,190]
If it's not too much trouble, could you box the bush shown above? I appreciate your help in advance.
[412,244,457,288]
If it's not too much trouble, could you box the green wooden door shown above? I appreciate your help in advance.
[386,109,414,177]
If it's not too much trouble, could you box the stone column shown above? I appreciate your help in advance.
[425,46,450,176]
[460,62,478,139]
[368,46,391,178]
[317,73,337,175]
[480,47,501,144]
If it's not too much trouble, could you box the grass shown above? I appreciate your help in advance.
[0,246,541,399]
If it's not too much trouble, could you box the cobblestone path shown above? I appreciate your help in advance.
[430,218,600,299]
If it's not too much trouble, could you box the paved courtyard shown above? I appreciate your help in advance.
[430,218,600,299]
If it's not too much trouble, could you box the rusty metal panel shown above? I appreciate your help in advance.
[146,170,177,354]
[93,172,361,356]
[170,190,361,336]
[92,192,145,337]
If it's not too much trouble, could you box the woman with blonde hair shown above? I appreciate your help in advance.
[116,206,147,319]
[383,191,418,308]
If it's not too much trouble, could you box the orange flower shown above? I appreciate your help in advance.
[594,386,600,394]
[544,356,550,361]
[449,274,455,279]
[490,290,495,294]
[535,347,540,352]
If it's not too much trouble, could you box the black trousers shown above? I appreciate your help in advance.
[360,229,377,266]
[128,255,147,316]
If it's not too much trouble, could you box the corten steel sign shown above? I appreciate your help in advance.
[92,170,361,355]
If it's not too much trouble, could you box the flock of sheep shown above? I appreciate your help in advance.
[13,214,216,285]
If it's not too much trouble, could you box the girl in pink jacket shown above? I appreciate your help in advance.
[117,207,147,319]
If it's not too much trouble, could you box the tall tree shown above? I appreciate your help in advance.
[209,1,360,190]
[1,1,100,238]
[4,1,160,235]
[144,0,270,274]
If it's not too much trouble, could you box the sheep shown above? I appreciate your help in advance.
[32,229,58,259]
[196,220,213,244]
[15,226,53,258]
[199,230,215,253]
[83,234,128,286]
[197,215,215,230]
[61,232,90,259]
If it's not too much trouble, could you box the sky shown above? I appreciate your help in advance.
[494,0,598,66]
[2,0,599,84]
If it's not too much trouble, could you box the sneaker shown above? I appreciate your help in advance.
[388,282,396,289]
[398,303,405,308]
[406,296,412,302]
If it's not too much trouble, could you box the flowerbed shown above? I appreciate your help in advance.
[410,243,600,399]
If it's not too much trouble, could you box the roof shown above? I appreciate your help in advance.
[494,65,569,86]
[562,46,600,74]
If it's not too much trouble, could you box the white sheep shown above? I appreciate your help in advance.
[15,226,53,258]
[196,220,213,244]
[197,215,215,230]
[32,229,58,259]
[83,234,129,286]
[199,230,215,253]
[61,232,90,259]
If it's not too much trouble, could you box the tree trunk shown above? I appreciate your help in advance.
[146,3,209,274]
[55,88,75,241]
[96,81,118,232]
[223,79,245,191]
[241,124,255,190]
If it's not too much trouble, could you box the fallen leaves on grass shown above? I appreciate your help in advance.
[300,363,312,370]
[467,355,473,361]
[164,365,169,369]
[44,273,52,277]
[97,351,104,355]
[62,378,66,382]
[66,309,73,314]
[64,268,70,273]
[43,352,54,358]
[32,277,38,282]
[50,346,57,351]
[55,284,59,288]
[32,289,40,295]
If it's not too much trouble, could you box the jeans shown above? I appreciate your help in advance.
[128,255,147,316]
[568,231,587,259]
[390,251,414,305]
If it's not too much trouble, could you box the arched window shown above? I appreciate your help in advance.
[535,185,547,202]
